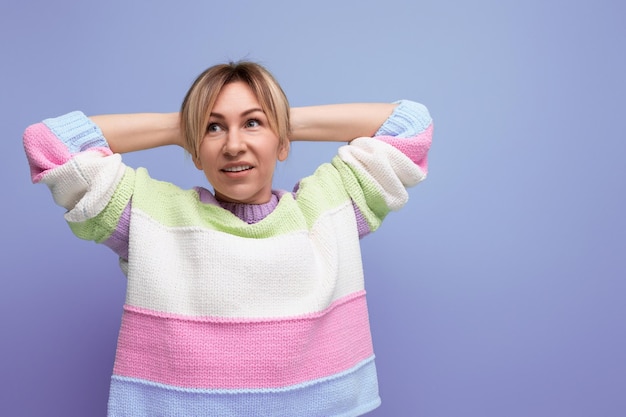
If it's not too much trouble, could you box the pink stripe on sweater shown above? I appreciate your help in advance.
[113,293,374,389]
[23,123,112,183]
[23,123,73,183]
[378,123,433,174]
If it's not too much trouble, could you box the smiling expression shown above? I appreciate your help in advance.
[193,81,289,204]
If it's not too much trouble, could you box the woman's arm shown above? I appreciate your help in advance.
[90,103,395,152]
[89,112,183,154]
[89,102,397,153]
[289,103,397,142]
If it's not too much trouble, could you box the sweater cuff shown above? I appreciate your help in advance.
[374,100,432,138]
[43,111,109,153]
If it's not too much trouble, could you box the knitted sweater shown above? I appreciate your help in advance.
[23,100,433,417]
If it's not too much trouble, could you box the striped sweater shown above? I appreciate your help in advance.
[23,100,433,417]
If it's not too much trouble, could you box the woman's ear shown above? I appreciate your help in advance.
[277,140,290,162]
[193,154,203,170]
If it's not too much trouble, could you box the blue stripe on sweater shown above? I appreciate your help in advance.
[43,111,108,152]
[375,100,432,138]
[107,356,380,417]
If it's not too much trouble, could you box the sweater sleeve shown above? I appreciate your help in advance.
[23,111,133,258]
[332,100,433,238]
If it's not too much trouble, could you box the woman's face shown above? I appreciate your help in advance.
[194,81,288,204]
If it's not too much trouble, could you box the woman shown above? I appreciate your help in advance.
[23,61,433,416]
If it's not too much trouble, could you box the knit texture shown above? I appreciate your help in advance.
[23,100,433,416]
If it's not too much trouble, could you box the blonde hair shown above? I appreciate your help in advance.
[180,61,290,160]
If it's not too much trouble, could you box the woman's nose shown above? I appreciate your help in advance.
[223,130,246,156]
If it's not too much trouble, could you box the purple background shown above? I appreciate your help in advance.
[2,0,625,416]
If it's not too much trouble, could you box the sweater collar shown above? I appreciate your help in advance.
[195,187,282,224]
[218,193,280,224]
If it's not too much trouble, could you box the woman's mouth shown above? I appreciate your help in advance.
[222,165,253,173]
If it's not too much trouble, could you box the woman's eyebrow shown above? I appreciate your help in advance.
[210,108,264,119]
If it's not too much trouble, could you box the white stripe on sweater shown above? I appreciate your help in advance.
[41,151,125,222]
[124,200,365,318]
[338,137,426,211]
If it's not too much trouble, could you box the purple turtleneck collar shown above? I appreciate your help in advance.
[194,187,289,224]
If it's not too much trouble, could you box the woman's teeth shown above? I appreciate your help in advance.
[223,165,252,172]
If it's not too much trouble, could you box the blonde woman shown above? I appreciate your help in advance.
[23,61,433,416]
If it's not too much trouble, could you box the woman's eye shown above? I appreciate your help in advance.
[246,119,260,128]
[207,123,222,133]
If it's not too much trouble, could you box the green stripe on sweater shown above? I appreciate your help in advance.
[131,169,312,238]
[331,156,389,233]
